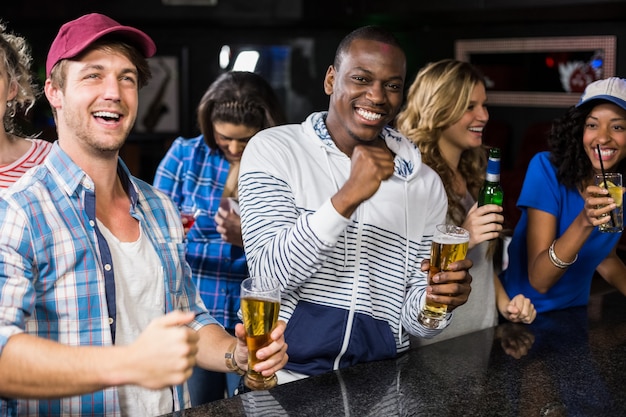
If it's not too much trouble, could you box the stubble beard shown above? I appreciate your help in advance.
[65,110,131,155]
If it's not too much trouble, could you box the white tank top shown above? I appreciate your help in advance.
[97,220,173,416]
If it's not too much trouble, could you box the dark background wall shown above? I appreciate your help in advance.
[3,0,626,182]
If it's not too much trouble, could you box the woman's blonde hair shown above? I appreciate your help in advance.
[0,21,38,134]
[396,59,487,226]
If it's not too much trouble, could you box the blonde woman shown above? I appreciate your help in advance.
[0,21,51,187]
[396,59,535,345]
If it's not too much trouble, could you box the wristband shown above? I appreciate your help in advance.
[225,341,246,375]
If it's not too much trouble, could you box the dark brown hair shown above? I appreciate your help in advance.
[549,101,626,190]
[197,71,286,150]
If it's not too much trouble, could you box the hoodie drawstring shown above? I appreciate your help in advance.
[322,145,348,269]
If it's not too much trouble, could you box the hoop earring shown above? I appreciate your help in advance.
[6,101,16,118]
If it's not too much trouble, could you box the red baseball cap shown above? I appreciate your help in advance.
[46,13,157,77]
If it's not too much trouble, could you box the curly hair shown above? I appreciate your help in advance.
[396,59,487,226]
[197,71,286,150]
[0,21,38,134]
[549,101,626,191]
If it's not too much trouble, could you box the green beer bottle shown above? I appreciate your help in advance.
[478,147,504,207]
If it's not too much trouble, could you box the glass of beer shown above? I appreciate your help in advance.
[240,276,281,390]
[417,224,470,329]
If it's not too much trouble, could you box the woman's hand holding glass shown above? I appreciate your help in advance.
[215,198,243,247]
[584,180,624,230]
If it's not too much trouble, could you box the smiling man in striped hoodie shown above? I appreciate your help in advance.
[239,25,473,383]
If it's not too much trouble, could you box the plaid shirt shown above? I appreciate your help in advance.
[0,143,217,416]
[154,135,248,329]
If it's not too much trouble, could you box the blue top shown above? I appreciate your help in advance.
[0,143,216,416]
[154,136,248,329]
[500,151,621,313]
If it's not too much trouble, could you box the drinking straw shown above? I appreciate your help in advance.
[597,144,617,227]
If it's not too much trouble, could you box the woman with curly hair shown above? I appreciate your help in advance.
[0,21,52,187]
[500,77,626,313]
[153,70,285,404]
[396,59,535,345]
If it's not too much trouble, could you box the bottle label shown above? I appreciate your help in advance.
[485,172,500,182]
[487,157,500,176]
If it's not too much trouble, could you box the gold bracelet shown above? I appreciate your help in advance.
[224,341,246,375]
[548,239,577,269]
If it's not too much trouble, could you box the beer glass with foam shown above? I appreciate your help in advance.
[417,224,469,329]
[240,276,281,390]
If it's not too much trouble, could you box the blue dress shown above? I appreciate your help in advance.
[500,152,621,313]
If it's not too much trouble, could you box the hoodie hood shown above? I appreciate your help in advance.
[308,112,422,181]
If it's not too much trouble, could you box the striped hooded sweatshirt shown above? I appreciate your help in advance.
[239,112,448,376]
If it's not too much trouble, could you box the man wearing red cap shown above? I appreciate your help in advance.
[0,13,287,416]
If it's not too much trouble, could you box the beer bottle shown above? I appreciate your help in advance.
[478,147,504,207]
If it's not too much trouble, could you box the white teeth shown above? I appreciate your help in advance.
[469,127,483,132]
[93,111,120,119]
[356,108,382,121]
[596,148,616,157]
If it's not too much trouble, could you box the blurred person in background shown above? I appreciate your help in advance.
[154,70,286,404]
[0,20,52,188]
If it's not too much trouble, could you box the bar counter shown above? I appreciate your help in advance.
[164,288,626,416]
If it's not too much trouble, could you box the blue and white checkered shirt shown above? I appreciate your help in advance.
[154,135,248,330]
[0,142,217,416]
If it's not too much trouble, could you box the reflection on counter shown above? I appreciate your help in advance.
[162,290,626,416]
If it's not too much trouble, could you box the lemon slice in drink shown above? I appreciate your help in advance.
[601,180,623,207]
